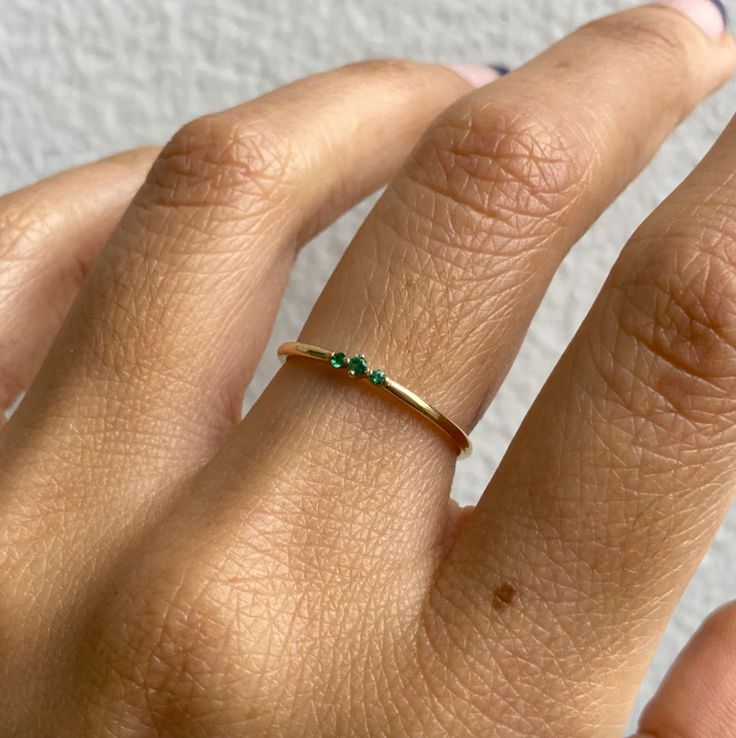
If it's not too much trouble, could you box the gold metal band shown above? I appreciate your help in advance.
[277,342,472,458]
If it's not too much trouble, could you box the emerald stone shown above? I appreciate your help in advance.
[369,369,386,386]
[330,351,348,368]
[347,354,368,377]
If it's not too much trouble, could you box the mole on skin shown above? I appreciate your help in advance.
[492,583,516,611]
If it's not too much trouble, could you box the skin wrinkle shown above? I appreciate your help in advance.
[143,115,296,211]
[403,112,584,250]
[607,252,736,425]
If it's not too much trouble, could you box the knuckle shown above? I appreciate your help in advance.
[82,560,250,732]
[407,100,590,255]
[604,228,736,427]
[142,112,296,210]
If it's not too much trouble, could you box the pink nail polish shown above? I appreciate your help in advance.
[446,64,502,88]
[656,0,728,40]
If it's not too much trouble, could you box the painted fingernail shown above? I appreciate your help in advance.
[656,0,728,39]
[490,64,511,76]
[446,64,503,88]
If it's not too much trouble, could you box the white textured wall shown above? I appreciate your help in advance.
[3,0,735,730]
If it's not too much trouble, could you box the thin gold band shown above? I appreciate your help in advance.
[277,342,472,458]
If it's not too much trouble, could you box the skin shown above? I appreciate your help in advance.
[2,4,736,736]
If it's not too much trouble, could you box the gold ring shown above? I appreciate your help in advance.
[277,342,472,458]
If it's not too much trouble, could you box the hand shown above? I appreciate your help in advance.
[2,2,736,735]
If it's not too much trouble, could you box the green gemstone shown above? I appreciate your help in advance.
[369,369,386,386]
[347,354,368,377]
[330,351,348,369]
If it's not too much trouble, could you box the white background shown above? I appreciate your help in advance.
[3,0,735,730]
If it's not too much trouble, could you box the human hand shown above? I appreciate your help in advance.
[2,1,736,735]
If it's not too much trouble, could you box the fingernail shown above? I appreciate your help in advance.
[656,0,728,39]
[446,64,503,88]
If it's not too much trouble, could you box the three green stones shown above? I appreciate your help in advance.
[330,352,386,386]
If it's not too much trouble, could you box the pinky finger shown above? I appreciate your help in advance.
[0,147,158,417]
[631,601,736,738]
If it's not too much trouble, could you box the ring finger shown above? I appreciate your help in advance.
[225,1,735,569]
